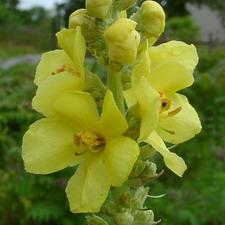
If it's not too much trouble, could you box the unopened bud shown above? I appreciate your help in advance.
[132,186,149,208]
[86,215,108,225]
[69,9,96,40]
[114,212,134,225]
[133,210,155,225]
[104,18,140,64]
[132,0,165,38]
[114,0,138,10]
[86,0,112,19]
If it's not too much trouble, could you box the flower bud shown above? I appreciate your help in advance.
[114,212,134,225]
[133,210,155,225]
[86,215,108,225]
[114,0,138,10]
[104,18,140,64]
[86,0,112,19]
[69,9,88,28]
[132,186,149,208]
[132,0,166,38]
[69,9,96,40]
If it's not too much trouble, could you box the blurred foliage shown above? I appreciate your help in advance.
[0,0,52,51]
[146,0,225,19]
[165,16,200,42]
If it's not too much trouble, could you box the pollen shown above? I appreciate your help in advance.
[167,106,182,117]
[74,131,105,152]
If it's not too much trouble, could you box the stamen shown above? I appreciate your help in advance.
[167,106,182,117]
[74,151,87,156]
[74,131,105,153]
[51,64,81,77]
[160,127,175,135]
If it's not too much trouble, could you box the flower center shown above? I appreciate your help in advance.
[159,92,171,112]
[74,131,105,153]
[159,92,182,117]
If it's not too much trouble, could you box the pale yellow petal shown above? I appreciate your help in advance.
[157,94,202,144]
[22,118,83,174]
[104,136,139,186]
[133,77,161,141]
[124,88,137,108]
[132,40,151,84]
[56,27,86,77]
[145,131,187,177]
[98,90,128,139]
[150,41,199,72]
[32,73,84,117]
[53,91,99,131]
[34,50,74,85]
[66,154,110,213]
[148,62,194,94]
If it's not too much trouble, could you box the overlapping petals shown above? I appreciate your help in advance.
[32,27,86,117]
[125,40,201,176]
[23,90,139,213]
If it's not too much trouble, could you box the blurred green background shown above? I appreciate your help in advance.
[0,0,225,224]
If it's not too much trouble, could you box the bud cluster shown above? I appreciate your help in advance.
[69,0,166,64]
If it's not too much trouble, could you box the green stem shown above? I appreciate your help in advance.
[107,63,125,114]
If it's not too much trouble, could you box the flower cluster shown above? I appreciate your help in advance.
[22,0,201,222]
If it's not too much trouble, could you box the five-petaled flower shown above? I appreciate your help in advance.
[125,40,202,177]
[22,90,139,213]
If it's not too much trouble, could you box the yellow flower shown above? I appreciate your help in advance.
[104,18,140,64]
[125,40,201,176]
[132,0,166,38]
[32,27,86,117]
[22,90,139,213]
[86,0,112,18]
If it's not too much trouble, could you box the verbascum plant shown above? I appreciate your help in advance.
[22,1,202,224]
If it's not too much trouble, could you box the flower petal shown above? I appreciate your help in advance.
[56,27,86,77]
[98,90,128,139]
[133,77,161,141]
[132,40,151,84]
[22,118,82,174]
[32,73,84,117]
[145,131,187,177]
[53,91,99,131]
[150,41,199,72]
[66,154,110,213]
[157,94,202,144]
[148,61,194,94]
[34,50,74,85]
[124,88,137,108]
[104,136,139,186]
